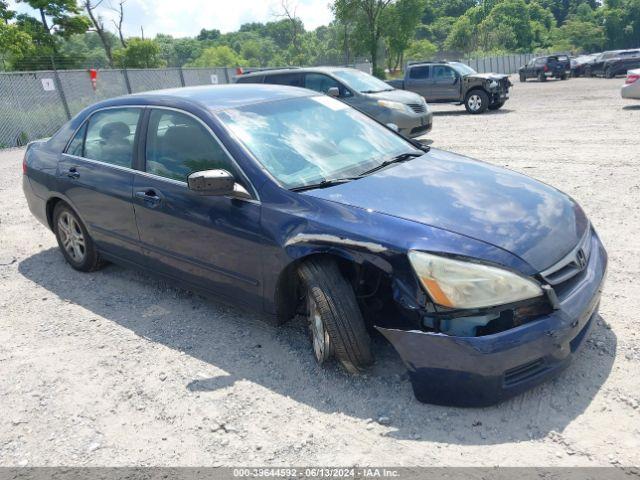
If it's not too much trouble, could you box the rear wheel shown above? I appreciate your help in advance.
[298,257,373,373]
[488,101,505,110]
[561,74,568,80]
[538,72,547,82]
[464,89,489,114]
[53,203,103,272]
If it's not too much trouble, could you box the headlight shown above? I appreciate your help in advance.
[488,80,498,89]
[408,251,543,309]
[377,99,411,113]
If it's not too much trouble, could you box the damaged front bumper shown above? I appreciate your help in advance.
[377,232,607,407]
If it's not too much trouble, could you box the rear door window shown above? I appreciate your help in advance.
[145,109,237,182]
[83,108,141,168]
[263,73,304,87]
[66,123,87,157]
[409,66,430,79]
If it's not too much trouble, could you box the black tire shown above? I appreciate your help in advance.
[464,89,489,114]
[605,67,614,79]
[561,74,568,80]
[538,72,547,82]
[53,202,103,272]
[298,257,373,373]
[488,101,505,110]
[585,67,593,77]
[519,73,526,83]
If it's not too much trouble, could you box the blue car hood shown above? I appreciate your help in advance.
[303,149,588,271]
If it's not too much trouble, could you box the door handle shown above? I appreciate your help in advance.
[67,167,80,179]
[135,189,163,208]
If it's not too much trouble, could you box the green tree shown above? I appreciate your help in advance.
[404,39,437,60]
[382,0,425,71]
[16,0,89,39]
[333,0,395,77]
[444,15,474,52]
[187,45,246,67]
[113,38,166,68]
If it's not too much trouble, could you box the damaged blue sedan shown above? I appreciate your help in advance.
[22,84,607,406]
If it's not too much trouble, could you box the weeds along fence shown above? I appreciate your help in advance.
[0,55,530,149]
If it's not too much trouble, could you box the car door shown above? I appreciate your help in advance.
[132,107,264,309]
[405,65,432,99]
[430,65,460,101]
[524,58,535,78]
[58,107,143,262]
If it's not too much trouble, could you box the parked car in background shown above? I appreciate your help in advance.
[519,55,568,82]
[584,50,625,76]
[622,69,640,99]
[386,61,511,114]
[602,50,640,78]
[22,84,607,406]
[570,54,598,77]
[236,67,432,138]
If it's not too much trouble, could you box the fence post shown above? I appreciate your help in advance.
[223,68,231,84]
[122,68,132,94]
[178,67,186,87]
[52,67,71,120]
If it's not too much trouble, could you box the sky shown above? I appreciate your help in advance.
[8,0,335,38]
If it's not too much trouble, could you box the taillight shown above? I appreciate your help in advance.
[22,153,27,174]
[543,65,549,72]
[626,74,640,84]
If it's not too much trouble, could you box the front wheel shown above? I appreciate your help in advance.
[464,89,489,114]
[53,203,103,272]
[605,68,614,79]
[298,257,373,373]
[561,74,568,80]
[519,73,526,83]
[488,101,505,110]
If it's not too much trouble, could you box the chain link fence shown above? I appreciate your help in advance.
[0,56,522,148]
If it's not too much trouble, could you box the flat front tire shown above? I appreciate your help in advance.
[53,203,103,272]
[298,257,373,373]
[464,89,489,114]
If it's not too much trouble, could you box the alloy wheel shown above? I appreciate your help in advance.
[58,211,86,263]
[468,94,482,112]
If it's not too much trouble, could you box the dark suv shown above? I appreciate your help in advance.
[519,55,570,82]
[601,50,640,78]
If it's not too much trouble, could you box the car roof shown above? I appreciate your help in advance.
[239,66,360,78]
[94,84,315,112]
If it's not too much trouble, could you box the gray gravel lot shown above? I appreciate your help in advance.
[0,76,639,467]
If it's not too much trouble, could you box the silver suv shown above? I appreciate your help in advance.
[235,67,433,138]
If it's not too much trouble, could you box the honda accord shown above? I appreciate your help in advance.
[22,84,607,406]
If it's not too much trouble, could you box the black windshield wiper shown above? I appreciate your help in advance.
[290,177,359,192]
[357,151,423,178]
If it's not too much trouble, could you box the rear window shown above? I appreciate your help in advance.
[409,66,430,79]
[263,73,304,87]
[236,75,264,84]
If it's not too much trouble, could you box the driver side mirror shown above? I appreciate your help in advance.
[187,169,236,196]
[327,86,340,98]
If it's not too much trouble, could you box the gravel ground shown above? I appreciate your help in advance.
[0,76,639,467]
